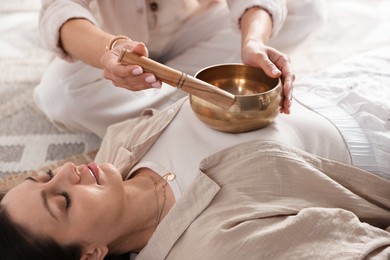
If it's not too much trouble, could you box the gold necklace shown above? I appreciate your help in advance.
[137,172,175,231]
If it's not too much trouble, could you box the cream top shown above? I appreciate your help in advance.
[127,99,351,201]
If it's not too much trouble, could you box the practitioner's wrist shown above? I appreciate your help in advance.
[105,35,132,52]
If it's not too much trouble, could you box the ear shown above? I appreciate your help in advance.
[80,246,109,260]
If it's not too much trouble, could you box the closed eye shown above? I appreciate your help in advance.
[25,169,54,183]
[59,191,71,209]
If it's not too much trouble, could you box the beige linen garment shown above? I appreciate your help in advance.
[95,99,390,259]
[39,0,287,60]
[141,141,390,259]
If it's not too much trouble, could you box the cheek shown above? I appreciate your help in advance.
[73,187,126,227]
[3,188,60,241]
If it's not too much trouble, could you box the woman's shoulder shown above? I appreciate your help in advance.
[95,98,187,165]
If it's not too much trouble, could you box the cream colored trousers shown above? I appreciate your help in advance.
[34,0,326,137]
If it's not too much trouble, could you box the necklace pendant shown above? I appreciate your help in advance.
[165,173,176,181]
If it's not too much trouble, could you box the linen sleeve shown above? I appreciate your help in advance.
[39,0,98,61]
[227,0,287,38]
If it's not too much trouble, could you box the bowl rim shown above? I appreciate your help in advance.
[194,63,281,97]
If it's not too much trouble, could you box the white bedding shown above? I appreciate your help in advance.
[294,47,390,178]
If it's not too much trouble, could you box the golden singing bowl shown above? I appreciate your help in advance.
[190,64,282,133]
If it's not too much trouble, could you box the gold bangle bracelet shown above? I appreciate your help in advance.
[105,35,131,52]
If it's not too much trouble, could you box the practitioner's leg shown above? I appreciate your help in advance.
[34,58,185,137]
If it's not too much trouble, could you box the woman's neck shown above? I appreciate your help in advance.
[108,167,175,254]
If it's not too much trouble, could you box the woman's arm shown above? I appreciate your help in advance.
[60,19,161,91]
[59,19,161,90]
[240,6,295,114]
[40,0,160,91]
[240,6,273,46]
[39,0,100,61]
[59,18,113,69]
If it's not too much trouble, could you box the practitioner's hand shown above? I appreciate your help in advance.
[100,41,162,91]
[241,40,295,114]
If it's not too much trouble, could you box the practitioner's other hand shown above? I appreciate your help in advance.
[101,41,162,91]
[241,40,295,114]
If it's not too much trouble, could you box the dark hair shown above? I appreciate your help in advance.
[0,204,82,260]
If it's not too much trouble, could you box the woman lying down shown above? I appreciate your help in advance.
[1,93,390,259]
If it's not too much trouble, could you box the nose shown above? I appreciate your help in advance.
[51,162,81,185]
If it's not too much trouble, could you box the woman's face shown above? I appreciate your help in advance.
[1,162,127,253]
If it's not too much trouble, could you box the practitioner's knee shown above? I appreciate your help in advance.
[33,81,76,131]
[33,58,103,133]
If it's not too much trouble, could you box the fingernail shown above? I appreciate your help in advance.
[145,75,156,83]
[151,82,162,88]
[132,67,143,75]
[271,68,280,75]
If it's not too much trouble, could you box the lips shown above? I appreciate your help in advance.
[87,162,100,184]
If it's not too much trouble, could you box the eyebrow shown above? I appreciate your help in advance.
[25,176,37,182]
[25,176,58,221]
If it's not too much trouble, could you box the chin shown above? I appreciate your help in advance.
[98,163,124,184]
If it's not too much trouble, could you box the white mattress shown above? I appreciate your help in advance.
[294,47,390,179]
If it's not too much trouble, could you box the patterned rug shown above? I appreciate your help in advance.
[1,0,389,194]
[0,0,101,193]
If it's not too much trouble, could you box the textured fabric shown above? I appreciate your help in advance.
[144,0,199,57]
[0,1,101,179]
[94,99,186,175]
[137,141,390,259]
[294,47,390,178]
[39,0,288,60]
